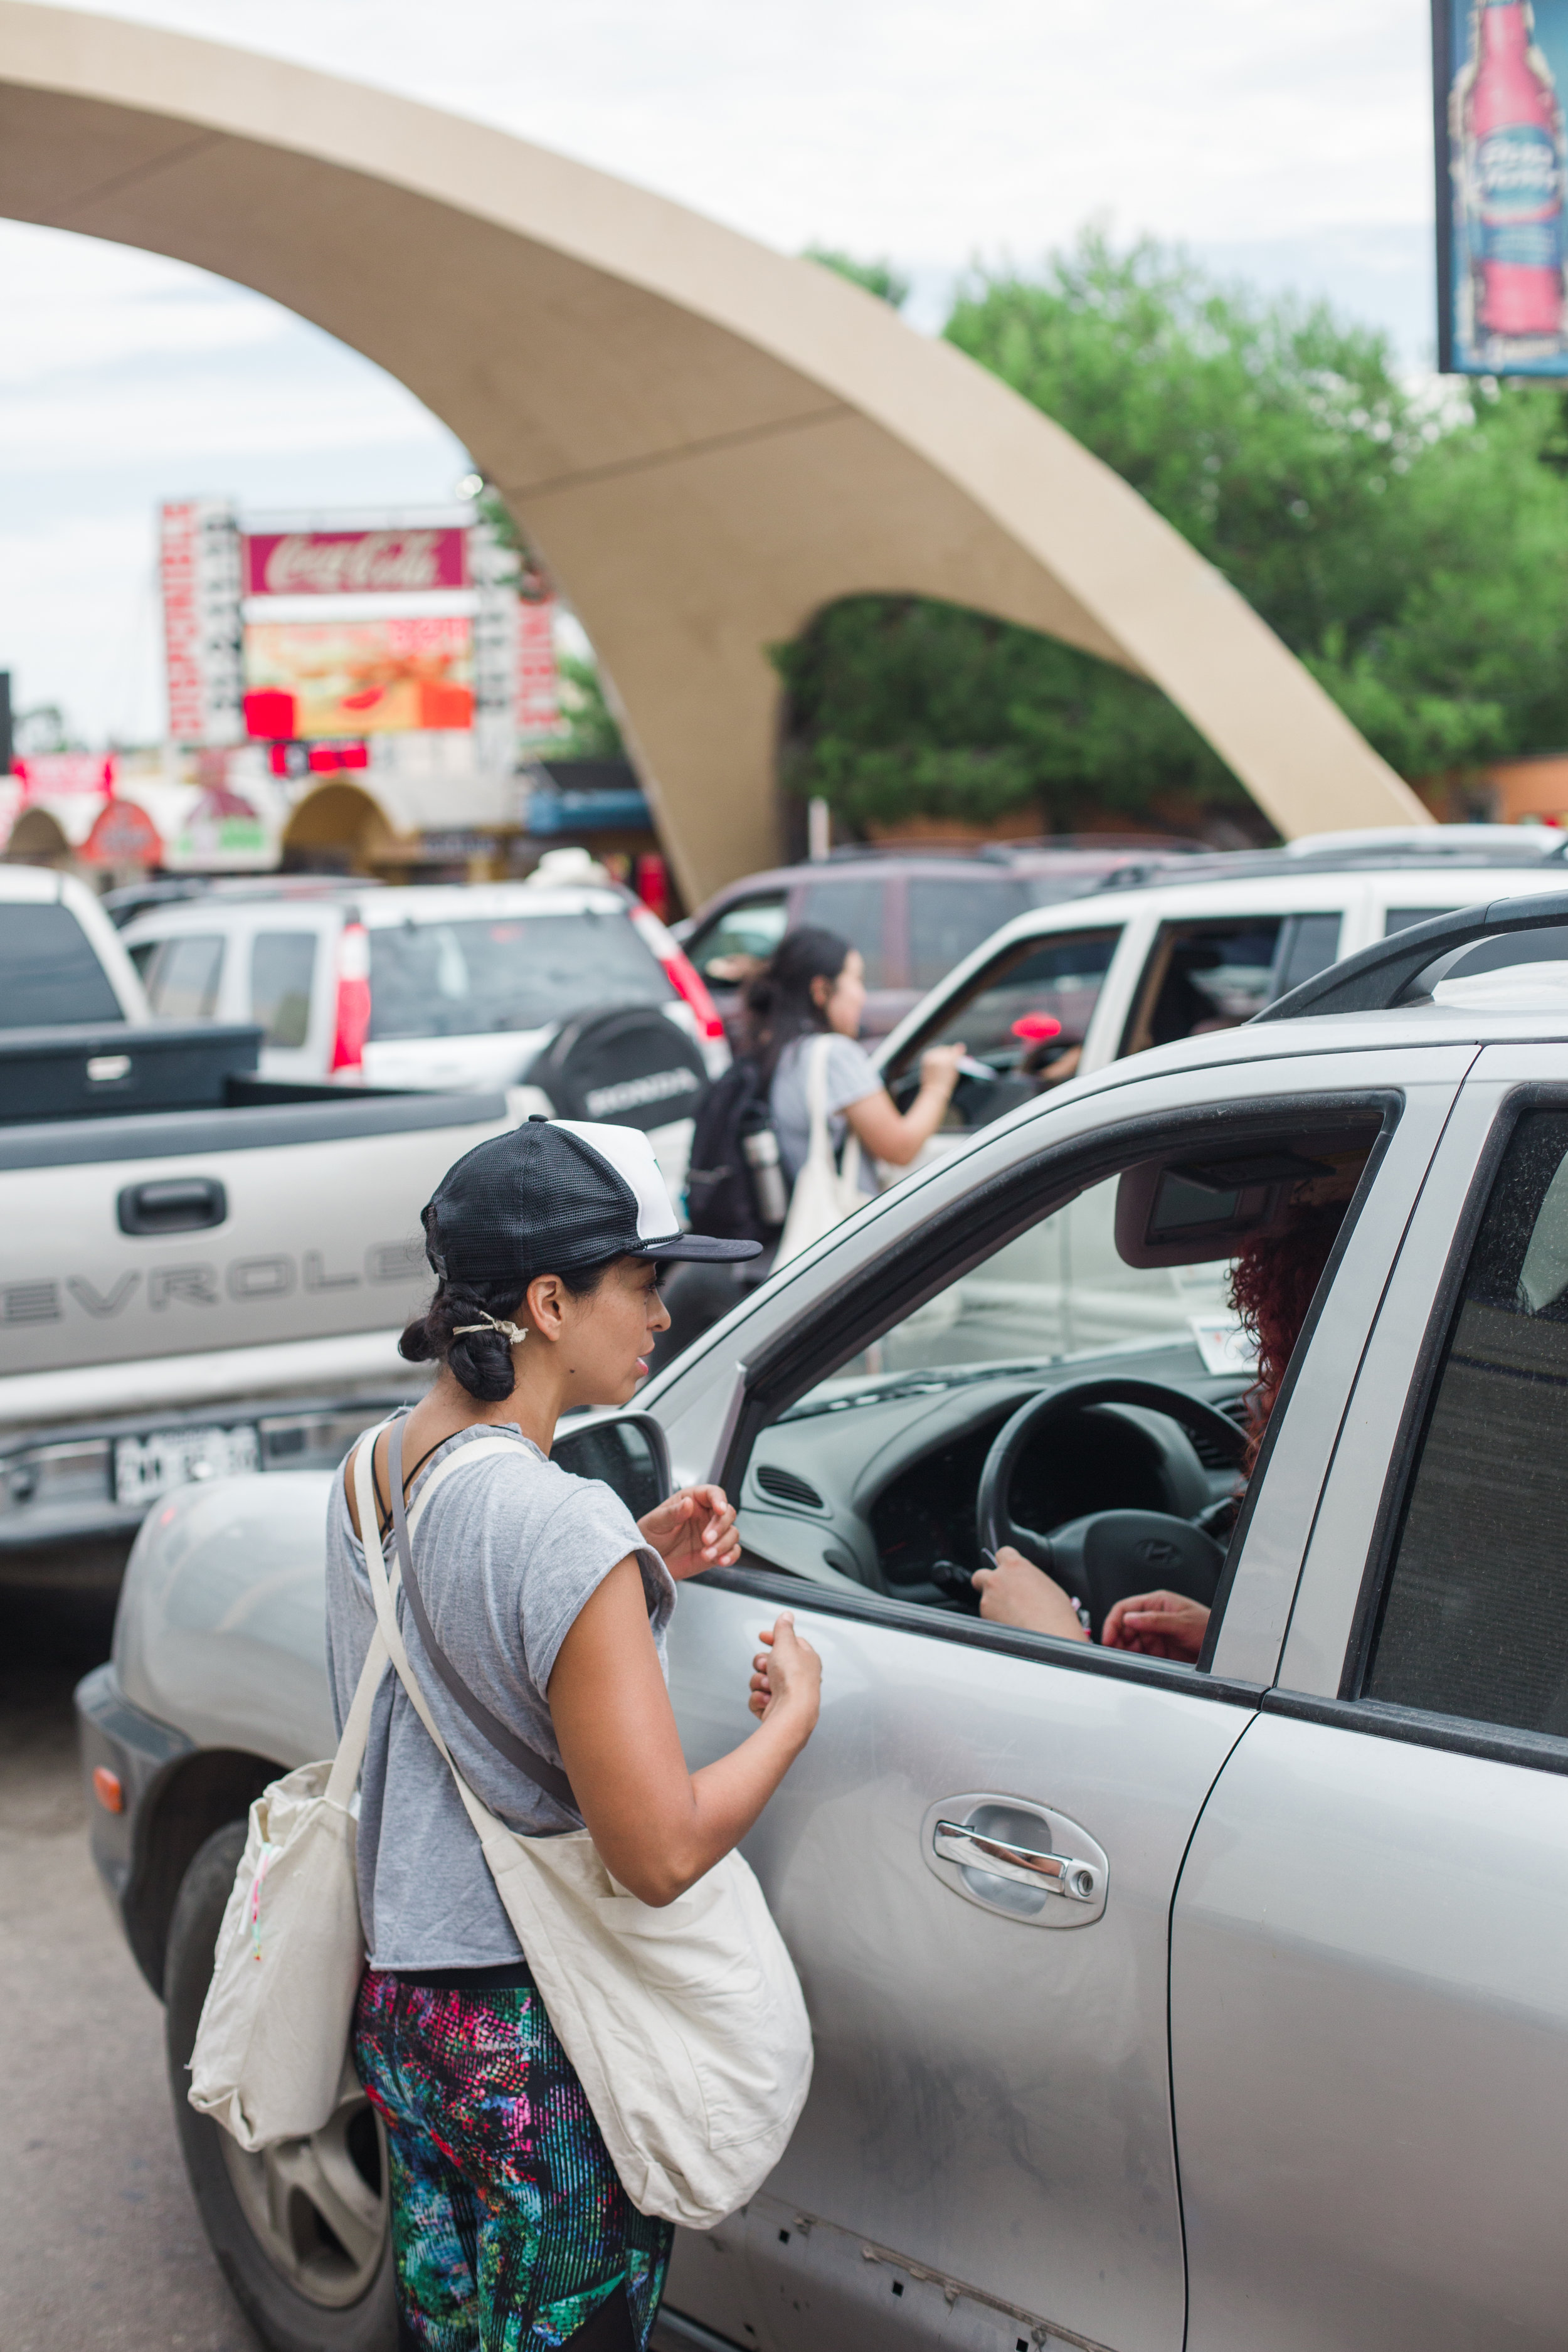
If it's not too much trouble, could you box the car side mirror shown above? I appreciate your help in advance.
[550,1410,670,1518]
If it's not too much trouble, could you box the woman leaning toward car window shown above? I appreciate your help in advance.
[327,1118,820,2351]
[748,924,968,1194]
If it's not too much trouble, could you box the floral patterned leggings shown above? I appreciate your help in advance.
[353,1966,673,2351]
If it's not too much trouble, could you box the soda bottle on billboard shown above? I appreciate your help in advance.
[1467,0,1566,340]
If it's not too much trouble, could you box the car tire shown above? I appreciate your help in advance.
[164,1823,398,2352]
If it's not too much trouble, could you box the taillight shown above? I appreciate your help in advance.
[331,922,371,1073]
[630,906,725,1042]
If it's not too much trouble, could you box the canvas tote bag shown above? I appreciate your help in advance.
[186,1624,386,2152]
[776,1031,865,1266]
[359,1421,814,2231]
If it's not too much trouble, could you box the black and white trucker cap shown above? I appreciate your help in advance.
[422,1116,761,1286]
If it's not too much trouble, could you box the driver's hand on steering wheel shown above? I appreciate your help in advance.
[972,1546,1089,1644]
[1101,1589,1210,1662]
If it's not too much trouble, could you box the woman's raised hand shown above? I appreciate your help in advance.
[749,1612,822,1727]
[638,1483,741,1577]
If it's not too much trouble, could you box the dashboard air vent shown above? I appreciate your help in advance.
[756,1464,824,1511]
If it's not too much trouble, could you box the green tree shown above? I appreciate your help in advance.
[551,652,625,761]
[775,230,1568,833]
[803,246,910,310]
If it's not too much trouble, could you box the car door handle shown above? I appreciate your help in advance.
[117,1177,229,1236]
[933,1819,1102,1904]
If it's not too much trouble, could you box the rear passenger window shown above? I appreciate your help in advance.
[1367,1110,1568,1734]
[795,878,886,988]
[144,934,224,1021]
[1124,919,1283,1055]
[250,931,317,1048]
[906,879,1032,990]
[920,930,1120,1066]
[0,904,124,1025]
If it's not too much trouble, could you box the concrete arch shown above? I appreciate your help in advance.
[0,4,1429,902]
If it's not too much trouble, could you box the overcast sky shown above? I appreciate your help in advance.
[1,0,1439,747]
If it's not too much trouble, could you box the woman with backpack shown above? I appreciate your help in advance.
[750,924,967,1211]
[327,1116,822,2351]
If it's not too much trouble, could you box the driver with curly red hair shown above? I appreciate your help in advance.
[973,1191,1352,1660]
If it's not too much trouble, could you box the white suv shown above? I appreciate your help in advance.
[877,825,1568,1134]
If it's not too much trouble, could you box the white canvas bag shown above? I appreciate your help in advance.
[358,1423,814,2232]
[776,1031,865,1266]
[186,1626,385,2152]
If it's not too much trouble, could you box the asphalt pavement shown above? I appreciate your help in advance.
[0,1553,260,2352]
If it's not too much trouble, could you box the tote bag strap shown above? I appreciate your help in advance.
[807,1029,863,1202]
[351,1428,509,1851]
[388,1418,580,1814]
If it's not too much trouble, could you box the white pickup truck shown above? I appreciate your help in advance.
[0,864,510,1554]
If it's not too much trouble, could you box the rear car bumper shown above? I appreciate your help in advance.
[2,1391,412,1551]
[74,1661,193,1982]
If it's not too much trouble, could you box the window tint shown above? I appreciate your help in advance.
[250,931,317,1049]
[1126,920,1283,1054]
[0,904,124,1026]
[919,931,1121,1067]
[366,912,673,1041]
[1384,906,1461,936]
[906,879,1033,991]
[1368,1110,1568,1734]
[1276,912,1342,995]
[686,896,788,985]
[144,933,224,1022]
[795,877,886,988]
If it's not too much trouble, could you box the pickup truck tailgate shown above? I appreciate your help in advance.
[0,1092,509,1384]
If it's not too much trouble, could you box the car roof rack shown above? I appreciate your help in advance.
[1094,830,1568,897]
[1255,889,1568,1022]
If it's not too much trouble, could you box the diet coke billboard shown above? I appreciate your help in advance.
[243,529,469,597]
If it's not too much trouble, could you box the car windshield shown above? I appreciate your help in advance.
[367,911,675,1040]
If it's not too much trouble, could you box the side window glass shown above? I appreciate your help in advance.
[250,931,318,1049]
[1124,920,1283,1055]
[145,933,225,1021]
[0,904,123,1026]
[687,897,787,986]
[738,1116,1377,1656]
[906,879,1032,992]
[1366,1110,1568,1735]
[910,930,1121,1076]
[126,940,158,982]
[1274,913,1342,997]
[795,878,886,988]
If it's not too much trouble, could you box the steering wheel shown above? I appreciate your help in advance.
[975,1377,1248,1640]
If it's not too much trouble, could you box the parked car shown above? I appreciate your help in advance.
[674,837,1195,1042]
[874,823,1568,1142]
[0,862,150,1027]
[118,877,728,1092]
[0,1012,515,1559]
[77,886,1568,2352]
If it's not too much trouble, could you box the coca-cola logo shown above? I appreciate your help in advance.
[245,529,469,597]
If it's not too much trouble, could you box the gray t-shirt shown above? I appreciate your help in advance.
[325,1420,674,1970]
[770,1032,881,1197]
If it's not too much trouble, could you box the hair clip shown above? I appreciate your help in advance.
[453,1311,527,1345]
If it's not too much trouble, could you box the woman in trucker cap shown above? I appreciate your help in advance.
[326,1116,822,2352]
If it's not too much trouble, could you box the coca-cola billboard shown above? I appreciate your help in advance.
[243,529,469,597]
[1436,0,1568,371]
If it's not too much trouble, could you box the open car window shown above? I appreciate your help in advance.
[887,928,1122,1081]
[733,1107,1380,1666]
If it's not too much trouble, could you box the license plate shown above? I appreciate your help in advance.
[114,1423,261,1509]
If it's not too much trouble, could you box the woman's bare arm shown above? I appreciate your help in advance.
[548,1558,820,1906]
[842,1044,967,1168]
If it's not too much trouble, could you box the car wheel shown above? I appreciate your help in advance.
[164,1823,398,2352]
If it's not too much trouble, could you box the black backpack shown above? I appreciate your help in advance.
[684,1057,781,1244]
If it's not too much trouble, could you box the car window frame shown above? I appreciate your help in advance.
[1258,1067,1568,1783]
[704,1086,1403,1705]
[1332,1083,1568,1744]
[881,919,1128,1082]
